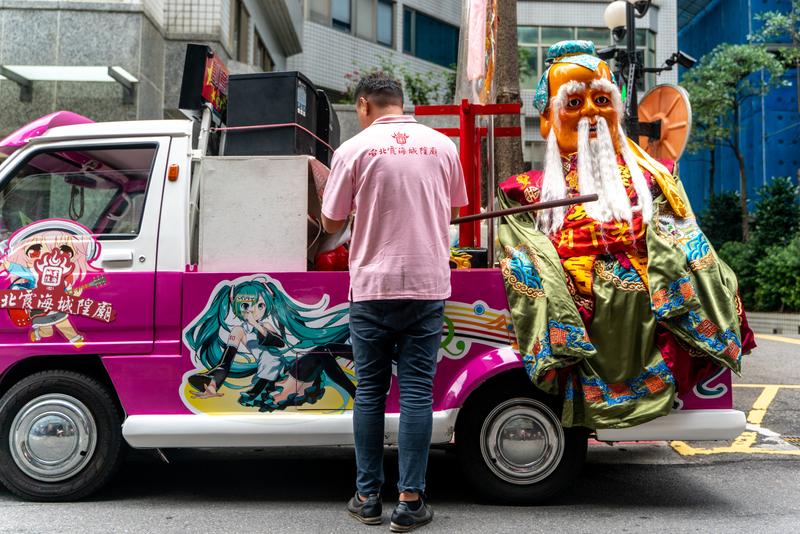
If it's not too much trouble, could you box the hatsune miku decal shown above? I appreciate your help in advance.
[0,219,113,348]
[181,275,356,414]
[180,275,515,415]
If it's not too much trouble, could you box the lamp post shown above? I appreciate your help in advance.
[603,0,652,139]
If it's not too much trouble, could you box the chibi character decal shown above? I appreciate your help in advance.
[182,276,356,413]
[0,219,113,347]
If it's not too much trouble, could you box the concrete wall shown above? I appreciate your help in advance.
[747,312,800,338]
[333,103,459,143]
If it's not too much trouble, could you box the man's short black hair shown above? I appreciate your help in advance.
[354,72,404,108]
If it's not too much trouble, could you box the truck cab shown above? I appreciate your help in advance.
[0,117,745,503]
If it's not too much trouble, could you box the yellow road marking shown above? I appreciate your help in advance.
[747,386,780,425]
[670,384,800,457]
[733,384,800,389]
[755,333,800,345]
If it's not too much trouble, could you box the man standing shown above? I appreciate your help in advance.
[322,73,468,532]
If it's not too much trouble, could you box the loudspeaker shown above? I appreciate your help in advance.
[315,89,340,166]
[224,71,318,157]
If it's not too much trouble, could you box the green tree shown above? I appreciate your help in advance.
[698,191,743,249]
[751,176,800,251]
[718,240,758,309]
[343,56,454,106]
[752,0,800,66]
[681,44,787,239]
[755,237,800,311]
[752,0,800,116]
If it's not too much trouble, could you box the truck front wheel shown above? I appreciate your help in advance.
[0,370,123,501]
[456,385,587,504]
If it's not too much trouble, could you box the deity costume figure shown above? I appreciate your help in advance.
[498,40,756,429]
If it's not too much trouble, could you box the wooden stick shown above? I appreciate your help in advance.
[451,194,599,225]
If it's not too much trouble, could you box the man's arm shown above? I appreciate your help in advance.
[451,207,461,222]
[322,214,347,234]
[321,150,355,234]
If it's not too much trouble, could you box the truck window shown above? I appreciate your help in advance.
[0,144,157,241]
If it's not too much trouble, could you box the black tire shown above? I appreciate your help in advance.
[455,381,587,505]
[0,370,123,501]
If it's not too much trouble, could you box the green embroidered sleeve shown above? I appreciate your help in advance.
[647,175,745,373]
[497,188,597,395]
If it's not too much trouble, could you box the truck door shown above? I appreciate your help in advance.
[0,137,170,355]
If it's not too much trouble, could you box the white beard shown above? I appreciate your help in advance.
[537,116,653,235]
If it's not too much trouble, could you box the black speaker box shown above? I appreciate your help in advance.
[315,89,340,166]
[224,71,319,157]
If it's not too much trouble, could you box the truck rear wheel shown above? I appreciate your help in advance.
[456,384,587,504]
[0,370,123,501]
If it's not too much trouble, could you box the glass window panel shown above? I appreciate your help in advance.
[403,8,412,53]
[528,141,545,171]
[541,26,574,45]
[519,46,538,89]
[517,26,538,46]
[355,0,375,39]
[413,11,458,67]
[0,145,157,239]
[635,28,646,47]
[577,27,611,46]
[308,0,329,25]
[237,3,250,62]
[377,0,393,46]
[332,0,351,31]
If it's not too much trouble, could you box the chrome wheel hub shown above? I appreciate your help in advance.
[480,398,564,485]
[9,394,97,482]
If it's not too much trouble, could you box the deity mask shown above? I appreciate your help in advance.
[531,40,655,234]
[534,41,623,154]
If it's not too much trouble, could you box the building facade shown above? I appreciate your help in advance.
[0,0,301,136]
[289,0,460,96]
[0,0,682,168]
[677,0,799,212]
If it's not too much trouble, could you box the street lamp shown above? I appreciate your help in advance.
[602,0,653,139]
[600,1,697,143]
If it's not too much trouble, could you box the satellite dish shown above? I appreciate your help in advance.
[637,84,692,161]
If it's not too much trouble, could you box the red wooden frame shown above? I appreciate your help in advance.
[415,99,522,248]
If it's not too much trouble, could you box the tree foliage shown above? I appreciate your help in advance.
[698,191,743,249]
[750,176,800,252]
[754,237,800,312]
[682,44,786,152]
[751,0,800,66]
[718,240,759,309]
[343,56,455,106]
[717,177,800,311]
[681,43,787,238]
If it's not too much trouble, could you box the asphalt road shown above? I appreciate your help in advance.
[1,336,798,534]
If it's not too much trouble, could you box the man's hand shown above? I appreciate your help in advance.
[322,214,347,234]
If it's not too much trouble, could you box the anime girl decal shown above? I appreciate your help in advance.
[0,219,112,347]
[182,276,355,412]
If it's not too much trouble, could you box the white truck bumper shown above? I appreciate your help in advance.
[595,409,746,442]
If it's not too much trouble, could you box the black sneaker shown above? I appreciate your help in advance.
[390,497,433,532]
[347,492,382,525]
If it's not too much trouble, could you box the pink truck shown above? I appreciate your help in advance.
[0,112,744,503]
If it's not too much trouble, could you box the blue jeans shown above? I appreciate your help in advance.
[349,299,445,496]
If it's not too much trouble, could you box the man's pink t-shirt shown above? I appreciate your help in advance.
[322,115,469,302]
